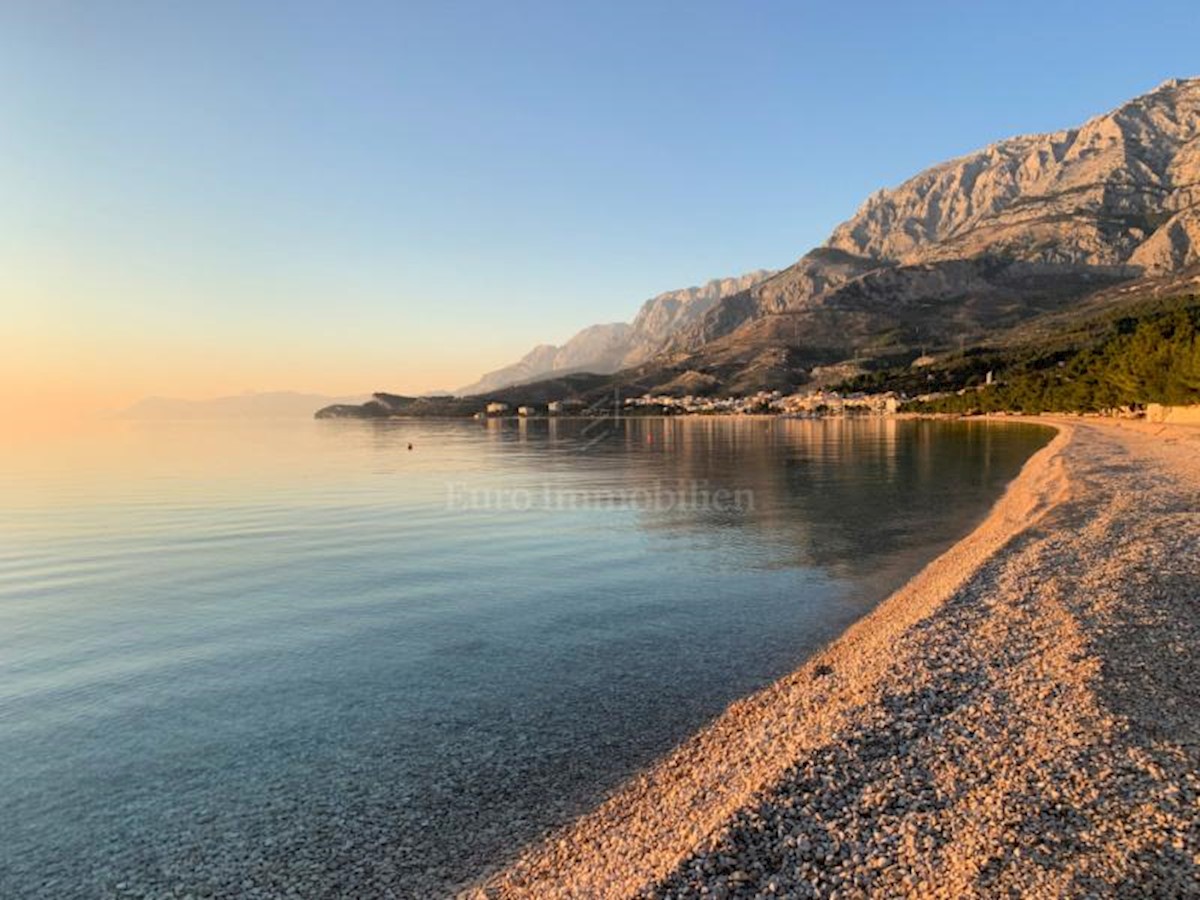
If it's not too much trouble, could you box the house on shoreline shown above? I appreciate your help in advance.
[621,389,901,417]
[548,399,587,415]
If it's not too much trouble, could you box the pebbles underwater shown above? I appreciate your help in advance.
[473,421,1200,899]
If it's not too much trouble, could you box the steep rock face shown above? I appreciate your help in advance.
[334,79,1200,414]
[621,271,773,364]
[670,251,877,351]
[677,258,1128,374]
[456,271,771,395]
[827,78,1200,266]
[675,78,1200,362]
[1129,206,1200,272]
[456,344,564,397]
[554,322,635,372]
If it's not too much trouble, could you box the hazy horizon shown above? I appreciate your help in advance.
[5,1,1198,420]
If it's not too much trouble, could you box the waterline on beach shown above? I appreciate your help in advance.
[0,417,1051,898]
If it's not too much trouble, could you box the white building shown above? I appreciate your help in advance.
[486,402,510,415]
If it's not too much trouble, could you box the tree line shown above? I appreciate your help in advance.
[908,303,1200,415]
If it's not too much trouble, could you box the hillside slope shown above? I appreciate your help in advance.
[456,271,772,395]
[326,78,1200,417]
[658,78,1200,386]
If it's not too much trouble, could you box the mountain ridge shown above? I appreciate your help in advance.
[659,77,1200,370]
[455,271,773,395]
[324,77,1200,417]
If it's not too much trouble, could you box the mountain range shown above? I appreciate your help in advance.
[455,271,773,395]
[323,77,1200,418]
[644,77,1200,389]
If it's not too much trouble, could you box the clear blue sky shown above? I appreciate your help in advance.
[3,0,1198,405]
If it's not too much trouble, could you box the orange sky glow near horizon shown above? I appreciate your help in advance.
[4,267,542,425]
[2,336,506,423]
[7,5,1195,434]
[3,292,533,425]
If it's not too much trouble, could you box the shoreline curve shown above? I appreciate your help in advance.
[466,420,1080,898]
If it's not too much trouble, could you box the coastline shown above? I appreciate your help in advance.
[467,418,1200,898]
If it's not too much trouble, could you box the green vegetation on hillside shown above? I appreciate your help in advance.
[911,301,1200,414]
[835,295,1200,415]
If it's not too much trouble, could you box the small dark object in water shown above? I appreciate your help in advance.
[407,443,414,451]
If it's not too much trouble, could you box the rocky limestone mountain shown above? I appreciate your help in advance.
[827,78,1200,268]
[324,78,1200,418]
[668,78,1200,368]
[456,271,772,395]
[621,272,776,365]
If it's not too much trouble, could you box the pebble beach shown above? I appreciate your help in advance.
[468,419,1200,899]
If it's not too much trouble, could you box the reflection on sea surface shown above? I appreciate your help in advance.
[0,417,1049,897]
[477,416,1009,577]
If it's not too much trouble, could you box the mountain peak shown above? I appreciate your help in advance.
[661,76,1200,368]
[455,269,774,395]
[340,77,1200,410]
[824,76,1200,267]
[1149,76,1199,93]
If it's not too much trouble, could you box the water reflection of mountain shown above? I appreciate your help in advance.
[4,417,1051,899]
[469,416,1050,582]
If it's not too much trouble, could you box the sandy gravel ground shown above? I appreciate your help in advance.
[467,419,1200,899]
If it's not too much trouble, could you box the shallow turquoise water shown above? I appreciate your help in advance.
[0,417,1050,897]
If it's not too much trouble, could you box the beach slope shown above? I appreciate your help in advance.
[468,420,1200,899]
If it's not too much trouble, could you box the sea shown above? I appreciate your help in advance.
[0,416,1051,897]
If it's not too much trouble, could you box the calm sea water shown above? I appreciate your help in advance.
[0,417,1050,897]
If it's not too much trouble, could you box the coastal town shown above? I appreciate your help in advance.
[476,389,903,419]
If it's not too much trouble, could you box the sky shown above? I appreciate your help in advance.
[3,0,1198,417]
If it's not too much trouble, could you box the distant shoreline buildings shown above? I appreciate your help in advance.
[622,389,901,417]
[475,389,903,419]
